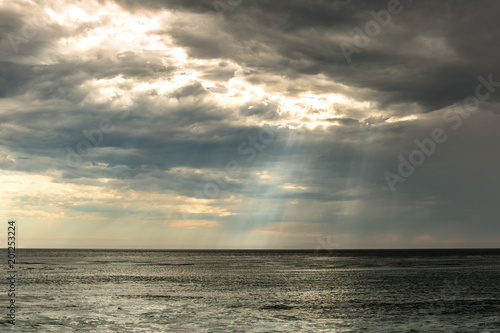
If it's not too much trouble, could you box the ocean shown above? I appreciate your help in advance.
[2,249,500,332]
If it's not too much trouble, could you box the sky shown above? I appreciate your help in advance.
[0,0,499,249]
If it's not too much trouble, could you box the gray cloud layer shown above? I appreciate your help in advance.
[1,0,499,248]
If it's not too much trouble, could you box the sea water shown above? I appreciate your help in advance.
[1,249,499,332]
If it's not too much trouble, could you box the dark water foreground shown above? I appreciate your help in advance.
[1,249,499,332]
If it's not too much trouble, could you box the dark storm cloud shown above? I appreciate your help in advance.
[133,0,500,111]
[1,0,500,247]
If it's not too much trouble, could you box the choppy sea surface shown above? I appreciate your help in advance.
[1,249,500,332]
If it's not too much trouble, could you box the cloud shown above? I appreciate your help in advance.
[0,0,499,248]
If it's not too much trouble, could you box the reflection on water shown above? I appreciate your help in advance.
[1,249,499,332]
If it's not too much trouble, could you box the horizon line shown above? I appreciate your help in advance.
[9,247,500,251]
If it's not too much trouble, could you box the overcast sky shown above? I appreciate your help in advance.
[1,0,499,249]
